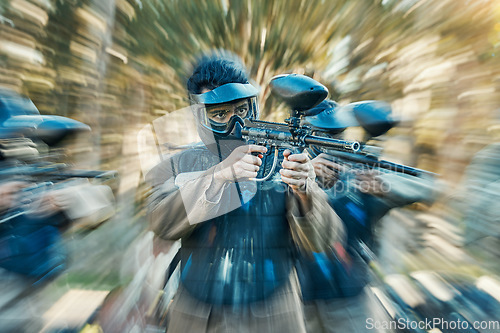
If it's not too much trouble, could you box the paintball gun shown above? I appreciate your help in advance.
[301,99,434,177]
[220,74,361,181]
[0,90,117,223]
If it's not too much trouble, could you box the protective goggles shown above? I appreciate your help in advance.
[190,83,259,133]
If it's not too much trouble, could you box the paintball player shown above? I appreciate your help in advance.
[0,178,71,332]
[0,89,115,332]
[146,51,344,332]
[295,99,435,333]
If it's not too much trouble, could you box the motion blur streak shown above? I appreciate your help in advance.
[0,0,499,331]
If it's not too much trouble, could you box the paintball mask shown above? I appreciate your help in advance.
[0,89,90,146]
[302,100,396,157]
[190,83,259,137]
[189,83,259,158]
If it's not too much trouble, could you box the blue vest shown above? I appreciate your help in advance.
[297,187,392,301]
[176,148,295,305]
[0,212,67,283]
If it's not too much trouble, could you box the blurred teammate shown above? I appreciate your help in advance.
[146,51,344,332]
[295,99,434,333]
[0,90,115,332]
[0,178,72,332]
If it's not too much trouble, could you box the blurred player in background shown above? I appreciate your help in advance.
[295,99,435,333]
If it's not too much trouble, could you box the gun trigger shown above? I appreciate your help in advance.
[252,151,265,159]
[264,145,274,156]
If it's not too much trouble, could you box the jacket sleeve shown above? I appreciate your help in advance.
[286,178,346,253]
[148,173,195,240]
[377,172,436,208]
[147,157,242,240]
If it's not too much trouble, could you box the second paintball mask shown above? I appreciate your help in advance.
[302,100,396,157]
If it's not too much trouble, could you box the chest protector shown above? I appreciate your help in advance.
[176,147,295,305]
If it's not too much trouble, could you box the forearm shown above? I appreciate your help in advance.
[149,178,195,240]
[288,179,345,253]
[292,190,311,215]
[149,168,243,239]
[379,172,435,207]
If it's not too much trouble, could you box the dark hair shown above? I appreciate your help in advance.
[187,50,249,94]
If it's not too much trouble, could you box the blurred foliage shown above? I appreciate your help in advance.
[2,0,500,289]
[1,0,498,137]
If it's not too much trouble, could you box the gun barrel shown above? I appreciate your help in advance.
[305,135,360,152]
[325,150,433,177]
[0,164,117,180]
[55,169,118,180]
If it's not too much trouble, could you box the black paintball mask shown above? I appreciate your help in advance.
[301,101,347,158]
[302,100,396,158]
[190,83,259,159]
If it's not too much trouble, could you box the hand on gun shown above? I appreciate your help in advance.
[0,181,72,218]
[214,145,267,182]
[0,181,28,212]
[33,186,75,217]
[310,154,388,195]
[310,153,345,188]
[280,150,315,193]
[352,169,387,196]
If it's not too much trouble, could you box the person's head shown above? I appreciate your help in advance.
[187,51,259,157]
[188,51,258,133]
[187,51,249,95]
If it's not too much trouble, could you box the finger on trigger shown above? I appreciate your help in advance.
[243,154,262,166]
[247,145,267,154]
[255,155,263,166]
